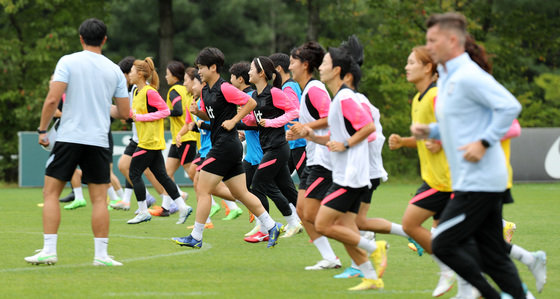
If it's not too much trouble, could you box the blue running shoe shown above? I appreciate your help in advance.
[267,222,283,248]
[408,237,424,256]
[172,235,202,249]
[334,267,364,279]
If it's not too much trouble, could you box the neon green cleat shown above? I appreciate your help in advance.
[64,199,87,210]
[222,208,243,220]
[209,203,221,218]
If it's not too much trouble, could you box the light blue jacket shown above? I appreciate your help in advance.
[429,53,521,192]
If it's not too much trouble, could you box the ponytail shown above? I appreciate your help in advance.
[253,56,282,88]
[134,57,159,90]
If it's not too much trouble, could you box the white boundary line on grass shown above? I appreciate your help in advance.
[0,232,210,273]
[104,291,219,297]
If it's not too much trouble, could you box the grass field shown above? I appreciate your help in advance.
[0,182,557,298]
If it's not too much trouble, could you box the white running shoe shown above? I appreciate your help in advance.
[127,212,152,224]
[245,224,260,237]
[528,250,547,293]
[93,256,123,266]
[176,206,193,224]
[110,200,130,211]
[304,258,342,270]
[280,223,303,238]
[432,269,456,297]
[24,250,57,265]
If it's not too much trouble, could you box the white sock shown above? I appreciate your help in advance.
[284,213,299,227]
[161,195,172,210]
[313,236,337,262]
[206,217,212,224]
[108,186,119,201]
[510,244,535,266]
[173,196,188,210]
[116,188,124,198]
[224,200,239,210]
[94,237,109,258]
[191,222,205,241]
[259,222,268,234]
[502,219,507,228]
[43,234,57,254]
[357,260,378,280]
[289,203,301,222]
[137,200,148,213]
[74,187,84,201]
[390,223,409,238]
[257,211,276,231]
[431,227,437,234]
[432,255,453,273]
[211,195,217,206]
[123,188,133,204]
[358,236,378,253]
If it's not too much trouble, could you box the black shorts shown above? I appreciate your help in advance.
[168,141,197,165]
[198,152,244,181]
[304,165,333,200]
[360,178,381,204]
[193,153,204,167]
[322,183,368,214]
[108,131,114,155]
[298,165,311,190]
[409,182,452,220]
[503,188,514,204]
[45,141,111,184]
[123,140,138,156]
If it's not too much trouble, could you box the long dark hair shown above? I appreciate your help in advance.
[465,35,492,74]
[253,56,282,88]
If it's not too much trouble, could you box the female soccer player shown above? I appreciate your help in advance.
[241,56,300,241]
[172,47,282,249]
[127,57,191,225]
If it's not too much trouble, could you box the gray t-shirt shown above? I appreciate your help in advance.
[53,50,128,148]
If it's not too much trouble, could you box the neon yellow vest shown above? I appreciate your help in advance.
[166,84,200,145]
[411,86,452,192]
[133,85,166,150]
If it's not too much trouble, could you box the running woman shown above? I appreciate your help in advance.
[155,60,197,217]
[287,42,341,270]
[303,44,381,291]
[242,56,300,241]
[127,57,191,225]
[172,47,282,249]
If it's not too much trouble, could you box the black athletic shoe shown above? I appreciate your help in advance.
[59,191,75,203]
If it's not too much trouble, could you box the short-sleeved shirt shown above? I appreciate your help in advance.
[299,79,332,170]
[53,50,128,148]
[328,86,372,188]
[356,93,388,181]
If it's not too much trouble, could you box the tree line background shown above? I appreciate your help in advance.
[1,0,559,182]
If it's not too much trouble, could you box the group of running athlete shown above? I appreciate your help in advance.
[28,13,546,297]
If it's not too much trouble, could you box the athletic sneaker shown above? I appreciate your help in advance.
[348,278,384,291]
[148,205,170,217]
[24,250,57,265]
[305,258,342,270]
[127,212,152,224]
[408,237,424,256]
[209,203,221,218]
[110,200,130,211]
[522,282,536,299]
[64,199,86,210]
[176,206,193,224]
[245,224,260,237]
[280,222,303,238]
[334,267,364,278]
[528,251,547,293]
[370,240,388,278]
[503,221,516,243]
[93,256,123,266]
[222,208,243,220]
[146,193,156,208]
[172,235,202,249]
[432,269,456,297]
[244,231,269,243]
[187,222,214,229]
[267,222,283,248]
[168,201,179,214]
[59,191,75,203]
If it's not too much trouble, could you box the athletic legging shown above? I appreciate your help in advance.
[243,160,258,192]
[251,142,297,216]
[129,148,180,202]
[288,146,306,179]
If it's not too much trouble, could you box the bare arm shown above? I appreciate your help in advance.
[110,97,130,119]
[38,81,66,146]
[327,122,375,152]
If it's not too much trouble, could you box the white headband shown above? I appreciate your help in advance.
[256,58,268,80]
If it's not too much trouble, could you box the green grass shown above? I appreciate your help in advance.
[1,182,558,298]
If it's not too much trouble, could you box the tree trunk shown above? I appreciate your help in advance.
[159,0,174,94]
[306,0,319,41]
